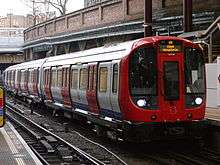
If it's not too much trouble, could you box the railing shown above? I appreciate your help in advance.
[24,0,144,42]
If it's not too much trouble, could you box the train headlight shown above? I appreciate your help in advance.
[195,97,203,105]
[137,99,146,107]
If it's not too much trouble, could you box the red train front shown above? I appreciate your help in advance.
[119,36,206,141]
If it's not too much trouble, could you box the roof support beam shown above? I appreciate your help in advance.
[183,0,192,32]
[144,0,152,37]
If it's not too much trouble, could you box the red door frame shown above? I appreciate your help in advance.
[158,52,184,121]
[24,70,29,94]
[86,64,99,115]
[33,69,39,96]
[61,67,72,108]
[44,68,53,101]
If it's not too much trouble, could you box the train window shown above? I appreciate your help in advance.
[112,64,118,93]
[25,70,28,83]
[62,69,66,87]
[18,70,21,85]
[51,69,57,87]
[184,47,205,107]
[89,67,94,90]
[93,66,97,90]
[129,46,158,109]
[57,69,62,87]
[71,69,78,89]
[28,70,32,84]
[66,68,70,87]
[184,48,205,94]
[99,67,108,92]
[32,70,35,83]
[46,70,48,85]
[43,69,47,85]
[79,68,88,90]
[21,71,25,84]
[35,69,39,84]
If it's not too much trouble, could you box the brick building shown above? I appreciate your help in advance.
[0,12,56,29]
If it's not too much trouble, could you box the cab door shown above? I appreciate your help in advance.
[159,53,184,121]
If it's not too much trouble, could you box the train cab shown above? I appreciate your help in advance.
[120,37,206,123]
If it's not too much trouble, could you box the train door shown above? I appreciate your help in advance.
[98,62,113,117]
[158,51,184,121]
[71,64,89,113]
[70,65,80,109]
[43,67,52,101]
[28,69,33,95]
[16,70,21,93]
[86,63,99,115]
[109,61,121,119]
[54,66,63,104]
[61,66,71,108]
[24,70,29,94]
[51,67,58,102]
[33,69,39,97]
[20,70,25,94]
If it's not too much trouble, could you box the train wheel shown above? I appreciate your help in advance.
[94,125,106,137]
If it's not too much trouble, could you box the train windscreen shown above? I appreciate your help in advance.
[129,46,158,109]
[184,47,205,107]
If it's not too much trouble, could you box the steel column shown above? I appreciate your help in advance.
[144,0,152,37]
[183,0,192,32]
[208,34,213,63]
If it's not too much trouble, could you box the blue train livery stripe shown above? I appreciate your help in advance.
[72,102,89,111]
[72,102,122,119]
[100,108,122,120]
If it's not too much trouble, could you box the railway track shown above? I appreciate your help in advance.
[6,98,220,165]
[6,103,109,165]
[6,101,127,165]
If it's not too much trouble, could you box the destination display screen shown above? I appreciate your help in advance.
[159,40,182,52]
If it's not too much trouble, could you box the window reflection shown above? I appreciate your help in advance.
[184,47,205,107]
[129,46,158,109]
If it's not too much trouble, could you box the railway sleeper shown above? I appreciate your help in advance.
[40,139,55,153]
[43,135,58,144]
[56,146,73,162]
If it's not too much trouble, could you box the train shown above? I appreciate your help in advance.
[0,87,5,128]
[3,36,206,141]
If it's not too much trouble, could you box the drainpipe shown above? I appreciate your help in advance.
[144,0,152,37]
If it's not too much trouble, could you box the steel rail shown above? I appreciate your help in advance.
[6,104,104,165]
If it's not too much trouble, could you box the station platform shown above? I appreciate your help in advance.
[205,107,220,126]
[0,122,42,165]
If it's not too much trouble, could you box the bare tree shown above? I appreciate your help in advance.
[20,0,43,25]
[44,0,69,15]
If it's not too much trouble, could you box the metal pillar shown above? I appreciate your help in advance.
[144,0,152,37]
[208,34,213,63]
[183,0,192,32]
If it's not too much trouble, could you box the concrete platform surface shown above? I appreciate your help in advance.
[205,107,220,126]
[0,122,42,165]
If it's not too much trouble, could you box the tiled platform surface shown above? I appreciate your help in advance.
[205,107,220,126]
[0,122,42,165]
